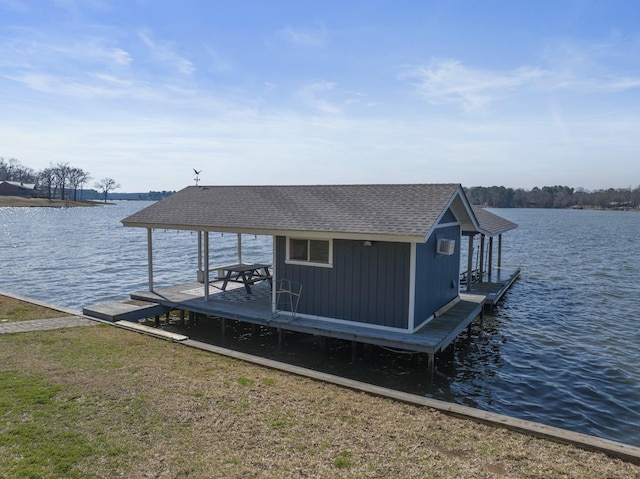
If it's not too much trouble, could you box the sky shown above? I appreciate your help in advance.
[1,1,640,192]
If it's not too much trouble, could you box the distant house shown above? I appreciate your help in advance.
[0,181,38,197]
[121,184,508,333]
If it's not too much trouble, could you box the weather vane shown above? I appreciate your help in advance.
[193,168,202,186]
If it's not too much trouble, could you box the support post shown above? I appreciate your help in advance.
[488,236,494,280]
[180,310,185,326]
[466,234,474,292]
[197,231,202,276]
[479,235,485,280]
[237,233,242,264]
[204,231,210,301]
[427,353,434,375]
[498,234,503,269]
[147,228,154,292]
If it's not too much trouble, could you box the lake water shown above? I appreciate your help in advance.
[1,202,639,447]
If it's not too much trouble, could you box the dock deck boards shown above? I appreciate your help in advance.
[463,267,520,305]
[86,281,487,355]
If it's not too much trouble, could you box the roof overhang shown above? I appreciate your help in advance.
[121,220,427,244]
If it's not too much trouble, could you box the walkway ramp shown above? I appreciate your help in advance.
[83,299,171,322]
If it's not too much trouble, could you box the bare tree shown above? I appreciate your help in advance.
[38,167,56,199]
[94,177,120,203]
[52,162,71,200]
[0,157,36,183]
[68,167,91,201]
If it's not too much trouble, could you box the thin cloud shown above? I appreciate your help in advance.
[295,80,341,114]
[402,59,547,111]
[277,24,327,47]
[138,30,195,75]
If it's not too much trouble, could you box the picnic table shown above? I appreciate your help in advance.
[218,263,272,294]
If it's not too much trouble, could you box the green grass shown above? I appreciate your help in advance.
[0,300,638,479]
[0,296,70,322]
[0,371,97,479]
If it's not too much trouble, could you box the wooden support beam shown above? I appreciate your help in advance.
[147,228,154,292]
[466,235,474,292]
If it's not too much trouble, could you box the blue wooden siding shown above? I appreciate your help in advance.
[275,237,411,329]
[413,224,461,324]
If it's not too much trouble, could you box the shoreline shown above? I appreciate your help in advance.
[0,196,103,207]
[2,289,639,466]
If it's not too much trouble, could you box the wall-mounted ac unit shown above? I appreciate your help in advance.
[437,238,455,255]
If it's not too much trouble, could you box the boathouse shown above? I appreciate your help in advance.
[85,184,518,367]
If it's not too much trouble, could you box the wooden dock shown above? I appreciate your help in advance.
[462,267,520,306]
[84,281,485,367]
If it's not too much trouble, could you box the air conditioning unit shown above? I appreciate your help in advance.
[436,238,455,255]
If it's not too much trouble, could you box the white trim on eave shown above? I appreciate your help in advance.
[121,222,426,244]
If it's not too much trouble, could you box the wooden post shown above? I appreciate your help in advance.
[488,236,494,280]
[180,310,185,326]
[466,234,474,292]
[147,228,154,292]
[154,315,160,327]
[221,318,226,337]
[479,235,485,281]
[197,231,202,277]
[498,233,503,269]
[204,231,209,301]
[427,353,434,375]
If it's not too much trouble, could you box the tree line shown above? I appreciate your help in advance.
[465,185,640,209]
[1,157,119,202]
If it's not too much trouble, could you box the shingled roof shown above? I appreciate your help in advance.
[122,184,480,242]
[471,205,518,236]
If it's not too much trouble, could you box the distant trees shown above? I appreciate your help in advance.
[0,157,37,184]
[94,177,121,203]
[466,185,640,209]
[68,167,91,201]
[1,157,92,201]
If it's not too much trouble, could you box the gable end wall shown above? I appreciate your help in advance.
[413,223,461,323]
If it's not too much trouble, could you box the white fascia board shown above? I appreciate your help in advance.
[121,222,423,243]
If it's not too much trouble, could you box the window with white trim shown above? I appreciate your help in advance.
[286,237,333,267]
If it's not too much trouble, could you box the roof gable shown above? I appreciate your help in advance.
[122,184,476,242]
[471,205,518,236]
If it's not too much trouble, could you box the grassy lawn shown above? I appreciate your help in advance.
[0,296,72,323]
[0,196,99,207]
[0,299,638,478]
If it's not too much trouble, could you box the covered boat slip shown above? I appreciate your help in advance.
[111,279,486,359]
[90,184,520,367]
[463,267,520,306]
[461,206,520,306]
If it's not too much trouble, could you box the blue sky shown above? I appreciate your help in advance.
[1,1,639,192]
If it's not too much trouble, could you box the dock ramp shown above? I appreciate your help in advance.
[83,299,172,322]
